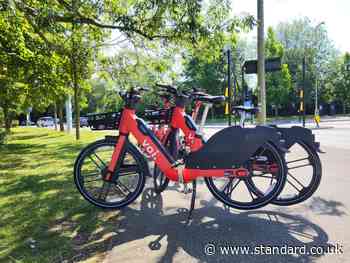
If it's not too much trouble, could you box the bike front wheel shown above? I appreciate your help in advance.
[205,142,287,210]
[74,138,147,209]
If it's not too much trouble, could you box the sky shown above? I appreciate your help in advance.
[231,0,350,53]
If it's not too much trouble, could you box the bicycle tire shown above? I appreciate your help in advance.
[74,138,147,209]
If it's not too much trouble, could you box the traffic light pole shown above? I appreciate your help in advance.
[302,56,306,127]
[257,0,266,124]
[227,48,232,126]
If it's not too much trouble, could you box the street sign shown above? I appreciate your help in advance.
[243,57,282,74]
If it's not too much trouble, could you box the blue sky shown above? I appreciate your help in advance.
[232,0,350,53]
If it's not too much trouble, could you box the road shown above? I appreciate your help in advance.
[102,119,350,263]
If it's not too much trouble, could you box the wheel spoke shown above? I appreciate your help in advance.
[288,172,306,188]
[116,180,132,194]
[286,178,302,192]
[244,181,257,201]
[93,152,107,166]
[113,184,128,196]
[118,164,139,176]
[221,178,234,194]
[84,177,102,184]
[287,157,309,164]
[88,155,105,171]
[288,163,311,170]
[83,172,101,177]
[222,178,241,196]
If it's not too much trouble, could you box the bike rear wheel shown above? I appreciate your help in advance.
[271,140,322,206]
[74,139,147,209]
[205,142,287,210]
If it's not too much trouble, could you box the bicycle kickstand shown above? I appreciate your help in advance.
[187,180,197,221]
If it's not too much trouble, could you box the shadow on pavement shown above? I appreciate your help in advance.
[306,196,347,216]
[107,188,331,263]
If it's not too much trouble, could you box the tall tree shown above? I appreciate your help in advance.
[332,53,350,113]
[181,0,254,96]
[0,7,32,132]
[265,27,292,116]
[275,17,338,110]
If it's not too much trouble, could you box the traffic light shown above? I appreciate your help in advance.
[299,89,304,112]
[224,87,229,115]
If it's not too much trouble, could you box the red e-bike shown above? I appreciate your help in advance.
[74,87,287,211]
[152,86,322,207]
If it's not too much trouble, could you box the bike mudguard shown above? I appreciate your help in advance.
[185,126,284,169]
[268,126,322,152]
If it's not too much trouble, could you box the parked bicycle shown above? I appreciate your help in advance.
[74,86,288,216]
[152,86,322,207]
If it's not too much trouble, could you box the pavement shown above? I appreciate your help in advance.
[99,118,350,263]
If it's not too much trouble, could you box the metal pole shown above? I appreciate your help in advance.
[257,0,266,124]
[315,77,318,115]
[241,68,245,102]
[65,94,72,133]
[200,103,212,131]
[227,48,232,126]
[313,22,324,117]
[302,56,306,127]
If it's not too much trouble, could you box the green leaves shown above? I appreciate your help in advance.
[265,27,292,114]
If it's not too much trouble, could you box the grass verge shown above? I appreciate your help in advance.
[0,128,120,263]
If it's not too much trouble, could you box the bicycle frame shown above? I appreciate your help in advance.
[106,106,248,183]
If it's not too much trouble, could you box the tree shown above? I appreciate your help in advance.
[97,40,180,112]
[265,27,292,116]
[6,0,252,139]
[332,53,350,113]
[275,17,338,111]
[181,0,254,96]
[11,0,212,43]
[0,8,32,132]
[0,5,72,133]
[2,0,255,136]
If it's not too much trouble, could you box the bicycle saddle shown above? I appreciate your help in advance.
[197,95,225,104]
[232,106,259,114]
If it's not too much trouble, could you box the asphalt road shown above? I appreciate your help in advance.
[103,119,350,263]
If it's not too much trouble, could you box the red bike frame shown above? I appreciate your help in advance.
[150,96,172,142]
[106,104,248,183]
[153,99,202,144]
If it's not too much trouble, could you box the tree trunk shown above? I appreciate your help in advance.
[58,102,65,131]
[71,0,80,140]
[74,81,80,140]
[3,107,12,133]
[71,52,80,140]
[53,103,58,131]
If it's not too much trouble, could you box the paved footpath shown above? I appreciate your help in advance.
[103,119,350,263]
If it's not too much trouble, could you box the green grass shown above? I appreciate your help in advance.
[0,128,121,263]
